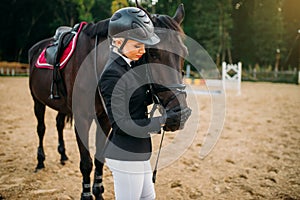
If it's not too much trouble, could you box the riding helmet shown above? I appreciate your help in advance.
[108,7,160,45]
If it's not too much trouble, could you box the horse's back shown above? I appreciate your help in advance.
[28,22,109,114]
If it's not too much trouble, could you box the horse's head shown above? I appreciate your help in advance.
[137,3,191,131]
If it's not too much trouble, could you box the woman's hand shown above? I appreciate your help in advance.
[159,108,192,132]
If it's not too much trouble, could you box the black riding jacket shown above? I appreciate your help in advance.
[99,52,162,161]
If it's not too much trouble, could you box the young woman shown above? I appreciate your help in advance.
[99,7,180,200]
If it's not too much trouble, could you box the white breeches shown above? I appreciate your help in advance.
[106,158,156,200]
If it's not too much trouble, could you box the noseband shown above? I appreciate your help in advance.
[146,65,187,110]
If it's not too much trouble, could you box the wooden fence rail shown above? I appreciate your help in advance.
[242,69,299,84]
[0,62,29,76]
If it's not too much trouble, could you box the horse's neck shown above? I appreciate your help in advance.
[82,19,109,38]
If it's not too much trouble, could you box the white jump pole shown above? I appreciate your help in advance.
[186,64,190,78]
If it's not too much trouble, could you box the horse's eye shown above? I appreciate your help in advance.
[149,51,160,60]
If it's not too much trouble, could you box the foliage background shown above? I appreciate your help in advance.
[0,0,299,70]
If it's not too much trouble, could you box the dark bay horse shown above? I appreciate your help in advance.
[28,3,189,200]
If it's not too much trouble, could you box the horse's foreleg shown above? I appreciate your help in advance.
[34,100,46,171]
[75,124,93,200]
[56,112,68,165]
[93,159,104,200]
[93,112,111,200]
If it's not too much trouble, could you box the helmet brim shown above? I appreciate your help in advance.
[132,33,160,46]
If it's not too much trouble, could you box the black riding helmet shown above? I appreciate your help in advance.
[109,7,160,46]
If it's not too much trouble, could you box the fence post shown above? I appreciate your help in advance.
[222,62,226,81]
[186,64,190,78]
[222,61,242,95]
[253,68,256,79]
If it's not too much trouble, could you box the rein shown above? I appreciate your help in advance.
[94,35,108,115]
[145,61,187,109]
[145,53,187,183]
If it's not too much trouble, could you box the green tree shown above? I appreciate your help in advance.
[182,0,233,66]
[153,0,181,15]
[0,0,82,62]
[91,0,112,21]
[111,0,129,14]
[252,0,285,67]
[51,0,79,27]
[282,0,300,69]
[76,0,95,22]
[231,0,255,67]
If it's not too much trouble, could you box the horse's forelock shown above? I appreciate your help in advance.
[152,15,187,58]
[153,15,184,35]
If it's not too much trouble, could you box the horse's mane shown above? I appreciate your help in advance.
[82,14,184,39]
[82,18,110,38]
[152,14,184,35]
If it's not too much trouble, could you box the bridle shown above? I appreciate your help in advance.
[144,53,187,110]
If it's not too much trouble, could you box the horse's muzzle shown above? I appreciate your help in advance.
[164,106,192,132]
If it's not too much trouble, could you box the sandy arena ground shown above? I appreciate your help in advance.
[0,77,299,200]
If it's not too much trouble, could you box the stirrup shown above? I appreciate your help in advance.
[50,94,61,99]
[49,82,61,99]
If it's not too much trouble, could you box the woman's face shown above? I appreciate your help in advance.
[115,39,146,61]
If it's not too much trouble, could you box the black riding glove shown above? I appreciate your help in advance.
[159,108,192,132]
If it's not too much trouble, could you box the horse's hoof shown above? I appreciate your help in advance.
[80,193,93,200]
[60,155,69,165]
[34,165,45,173]
[60,160,66,165]
[95,195,104,200]
[36,162,45,169]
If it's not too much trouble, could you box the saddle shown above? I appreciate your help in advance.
[45,23,82,99]
[45,24,82,67]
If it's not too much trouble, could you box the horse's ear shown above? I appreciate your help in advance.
[173,4,185,25]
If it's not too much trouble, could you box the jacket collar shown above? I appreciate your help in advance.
[110,51,132,69]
